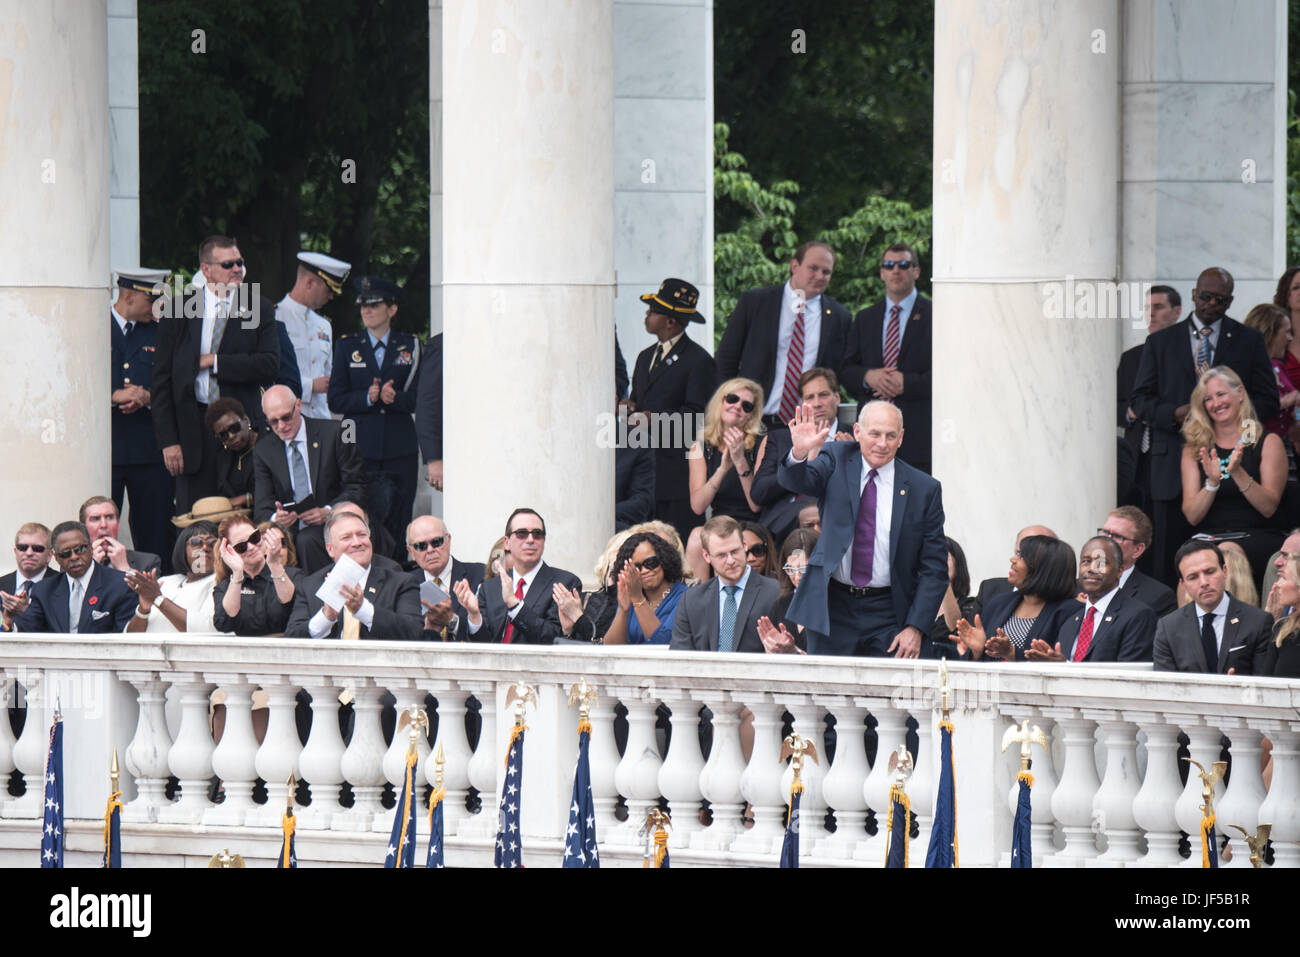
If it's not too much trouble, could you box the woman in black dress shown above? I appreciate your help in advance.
[688,378,765,522]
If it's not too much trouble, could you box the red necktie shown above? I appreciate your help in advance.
[502,577,526,644]
[883,304,902,370]
[1072,606,1097,662]
[778,305,806,422]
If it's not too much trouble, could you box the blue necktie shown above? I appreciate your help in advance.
[718,584,738,653]
[1196,327,1213,369]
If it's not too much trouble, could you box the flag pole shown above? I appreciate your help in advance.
[1183,758,1226,868]
[1001,719,1048,868]
[779,733,818,868]
[883,745,913,868]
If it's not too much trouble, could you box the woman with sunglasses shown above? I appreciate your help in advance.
[211,515,299,635]
[688,378,766,521]
[740,521,779,579]
[602,532,687,645]
[767,527,819,650]
[124,521,225,634]
[204,397,260,510]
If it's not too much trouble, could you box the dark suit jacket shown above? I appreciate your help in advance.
[14,564,137,633]
[0,570,50,597]
[118,550,162,576]
[1056,590,1156,662]
[475,562,583,644]
[1119,567,1177,618]
[251,417,367,522]
[284,561,422,640]
[715,284,852,401]
[410,557,485,642]
[974,577,1014,617]
[615,334,629,400]
[975,591,1082,662]
[111,315,164,466]
[668,572,780,652]
[328,330,421,461]
[1130,316,1278,499]
[415,333,443,463]
[615,444,656,530]
[152,290,281,470]
[629,334,717,503]
[842,294,933,471]
[1117,342,1144,430]
[778,445,947,638]
[1152,597,1274,675]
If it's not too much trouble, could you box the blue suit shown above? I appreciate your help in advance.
[110,314,172,561]
[778,443,947,655]
[15,564,137,634]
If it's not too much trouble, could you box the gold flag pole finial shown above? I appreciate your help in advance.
[938,658,951,723]
[396,706,430,759]
[887,745,914,792]
[779,733,820,789]
[207,848,246,868]
[110,749,120,794]
[505,681,538,727]
[1183,758,1227,819]
[1227,824,1271,868]
[1001,719,1049,773]
[567,678,598,725]
[285,773,296,814]
[434,742,445,791]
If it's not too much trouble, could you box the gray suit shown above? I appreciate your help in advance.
[1152,597,1273,675]
[669,572,780,653]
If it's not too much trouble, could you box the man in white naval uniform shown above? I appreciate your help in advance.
[276,251,351,420]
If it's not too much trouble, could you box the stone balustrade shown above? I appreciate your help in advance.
[0,635,1296,867]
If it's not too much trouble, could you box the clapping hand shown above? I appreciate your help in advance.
[724,426,748,470]
[218,538,244,578]
[367,378,381,404]
[125,568,162,609]
[1025,638,1066,662]
[261,526,286,566]
[380,380,397,404]
[756,616,803,655]
[453,578,481,626]
[496,561,519,608]
[984,628,1014,660]
[615,565,632,611]
[789,403,831,460]
[552,583,584,634]
[1266,579,1288,620]
[954,614,986,658]
[0,590,29,617]
[422,597,455,631]
[1197,446,1221,483]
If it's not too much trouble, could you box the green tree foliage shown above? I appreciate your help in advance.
[714,123,931,340]
[138,0,430,335]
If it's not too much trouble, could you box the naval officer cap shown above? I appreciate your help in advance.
[353,275,405,305]
[114,268,171,298]
[298,251,352,295]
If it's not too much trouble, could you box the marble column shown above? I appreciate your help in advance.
[108,0,139,267]
[0,1,111,537]
[932,0,1119,580]
[441,0,616,572]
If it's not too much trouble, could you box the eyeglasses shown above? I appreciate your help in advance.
[510,528,546,541]
[881,260,914,270]
[230,530,263,554]
[746,543,768,558]
[1196,291,1230,305]
[633,555,663,571]
[409,536,447,552]
[216,420,246,440]
[724,393,755,414]
[54,544,90,560]
[209,258,245,270]
[15,544,47,554]
[266,411,296,427]
[188,537,217,550]
[1097,527,1134,545]
[782,563,807,576]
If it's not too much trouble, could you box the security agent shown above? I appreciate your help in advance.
[327,275,421,558]
[111,268,174,562]
[277,251,351,420]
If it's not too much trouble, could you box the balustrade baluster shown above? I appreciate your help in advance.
[157,672,215,824]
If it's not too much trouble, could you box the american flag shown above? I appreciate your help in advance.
[925,719,958,868]
[1010,771,1033,868]
[41,716,63,868]
[779,784,802,868]
[384,751,418,868]
[884,786,910,869]
[426,787,445,869]
[562,724,599,868]
[494,725,525,868]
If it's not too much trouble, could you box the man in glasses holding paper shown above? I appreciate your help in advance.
[1130,267,1278,585]
[3,522,137,634]
[456,508,583,644]
[406,514,484,642]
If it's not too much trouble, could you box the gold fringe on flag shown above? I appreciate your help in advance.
[577,719,592,736]
[504,723,528,766]
[394,748,417,868]
[885,785,911,869]
[939,718,959,868]
[427,786,445,825]
[653,828,669,868]
[1201,810,1216,869]
[1016,770,1034,788]
[785,778,804,827]
[280,810,295,867]
[102,790,122,857]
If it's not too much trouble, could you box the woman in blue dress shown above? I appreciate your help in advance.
[602,531,687,645]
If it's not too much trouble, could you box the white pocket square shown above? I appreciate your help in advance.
[91,609,109,620]
[1227,644,1246,653]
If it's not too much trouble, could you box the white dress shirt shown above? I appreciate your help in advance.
[763,281,823,415]
[195,284,232,403]
[1195,591,1231,657]
[308,564,376,638]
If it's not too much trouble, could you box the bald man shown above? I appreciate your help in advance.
[406,514,485,641]
[974,524,1058,614]
[252,385,367,572]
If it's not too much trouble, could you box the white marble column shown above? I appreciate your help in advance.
[0,1,111,537]
[108,0,139,267]
[441,0,615,571]
[933,0,1120,580]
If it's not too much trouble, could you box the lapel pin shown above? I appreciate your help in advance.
[1231,617,1239,624]
[1105,616,1113,622]
[312,442,319,448]
[899,489,906,496]
[368,586,377,594]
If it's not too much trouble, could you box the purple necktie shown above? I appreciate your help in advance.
[851,469,879,586]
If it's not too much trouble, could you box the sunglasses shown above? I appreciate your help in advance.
[211,258,245,270]
[188,537,217,550]
[55,544,90,560]
[881,260,914,270]
[782,563,807,576]
[724,393,755,414]
[410,536,447,552]
[266,411,296,427]
[216,420,246,440]
[230,530,263,554]
[510,528,546,541]
[746,543,768,558]
[633,555,663,572]
[15,543,47,554]
[1196,291,1230,305]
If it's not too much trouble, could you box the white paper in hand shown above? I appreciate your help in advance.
[316,552,367,609]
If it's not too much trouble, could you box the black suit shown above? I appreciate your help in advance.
[715,284,852,413]
[615,444,656,531]
[1117,342,1146,505]
[152,289,281,511]
[1118,566,1177,618]
[1055,589,1156,662]
[414,333,443,466]
[0,570,49,596]
[975,591,1082,661]
[629,334,717,538]
[13,564,137,633]
[668,573,781,653]
[974,577,1013,617]
[1130,315,1277,584]
[842,294,934,473]
[1152,597,1273,675]
[473,563,583,644]
[285,562,422,641]
[252,417,367,571]
[409,558,485,642]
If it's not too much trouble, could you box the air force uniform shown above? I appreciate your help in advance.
[277,252,350,419]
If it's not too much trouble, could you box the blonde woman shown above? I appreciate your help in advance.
[1181,365,1287,589]
[688,377,765,520]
